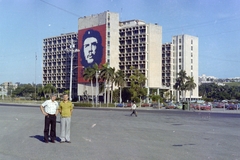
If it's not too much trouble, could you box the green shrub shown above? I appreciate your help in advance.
[73,102,93,107]
[73,102,116,107]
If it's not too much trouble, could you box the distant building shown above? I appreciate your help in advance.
[163,35,200,101]
[199,74,217,85]
[0,82,18,96]
[42,11,201,102]
[119,19,164,93]
[42,32,78,99]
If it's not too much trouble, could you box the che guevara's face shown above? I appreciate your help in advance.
[83,37,98,64]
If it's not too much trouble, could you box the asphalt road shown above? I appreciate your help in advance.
[0,104,239,160]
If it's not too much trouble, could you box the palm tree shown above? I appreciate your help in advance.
[100,63,114,105]
[173,70,188,102]
[109,67,115,103]
[83,65,97,105]
[114,70,125,103]
[92,64,100,104]
[43,84,57,98]
[185,76,197,103]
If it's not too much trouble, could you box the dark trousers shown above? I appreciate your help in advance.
[44,115,56,141]
[131,110,137,116]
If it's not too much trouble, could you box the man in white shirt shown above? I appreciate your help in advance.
[40,94,59,143]
[130,101,138,117]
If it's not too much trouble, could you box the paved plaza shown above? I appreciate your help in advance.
[0,104,240,160]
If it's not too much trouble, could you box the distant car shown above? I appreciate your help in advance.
[194,104,211,110]
[116,103,125,107]
[216,103,225,108]
[126,103,132,107]
[151,103,159,108]
[165,103,176,109]
[175,103,182,109]
[212,102,218,108]
[141,103,150,107]
[227,103,240,110]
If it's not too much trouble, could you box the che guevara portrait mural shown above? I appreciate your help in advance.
[78,25,106,83]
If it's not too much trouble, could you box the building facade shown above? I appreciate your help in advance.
[42,32,78,99]
[42,11,200,102]
[77,11,120,101]
[119,20,164,96]
[162,34,199,102]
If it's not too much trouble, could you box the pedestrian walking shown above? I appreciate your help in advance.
[59,94,73,143]
[40,94,59,143]
[130,101,138,117]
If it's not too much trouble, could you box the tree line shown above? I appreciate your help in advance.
[8,68,212,103]
[82,63,147,105]
[11,83,57,100]
[199,83,240,101]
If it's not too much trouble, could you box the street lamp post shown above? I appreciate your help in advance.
[95,71,100,107]
[66,39,79,101]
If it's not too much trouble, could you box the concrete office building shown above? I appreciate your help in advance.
[42,32,78,99]
[77,11,120,101]
[42,11,200,102]
[162,34,199,102]
[119,20,164,95]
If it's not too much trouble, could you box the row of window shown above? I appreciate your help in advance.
[173,39,194,44]
[173,45,194,51]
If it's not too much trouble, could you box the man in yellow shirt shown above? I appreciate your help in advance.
[58,94,73,143]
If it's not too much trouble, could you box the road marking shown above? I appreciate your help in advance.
[83,137,91,142]
[92,124,96,128]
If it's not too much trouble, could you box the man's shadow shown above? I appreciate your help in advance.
[30,135,60,142]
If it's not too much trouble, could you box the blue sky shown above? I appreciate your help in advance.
[1,0,240,84]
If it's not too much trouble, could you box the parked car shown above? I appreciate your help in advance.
[194,103,211,110]
[226,103,240,110]
[116,103,126,107]
[212,102,219,108]
[151,103,161,108]
[217,102,225,108]
[165,103,176,109]
[141,103,150,107]
[126,103,132,107]
[175,103,183,109]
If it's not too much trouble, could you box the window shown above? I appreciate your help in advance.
[173,40,175,44]
[179,45,181,50]
[179,52,181,56]
[191,46,193,51]
[191,59,193,63]
[191,40,193,44]
[191,53,193,57]
[179,65,181,70]
[179,39,181,43]
[191,65,193,70]
[179,59,181,63]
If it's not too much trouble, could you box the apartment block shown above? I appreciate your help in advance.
[42,32,78,98]
[119,20,163,94]
[162,43,174,88]
[163,34,199,101]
